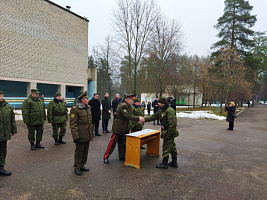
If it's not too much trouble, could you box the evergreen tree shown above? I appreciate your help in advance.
[211,0,257,56]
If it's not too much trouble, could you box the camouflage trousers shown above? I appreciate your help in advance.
[162,137,177,158]
[52,123,66,138]
[27,124,43,142]
[0,141,7,166]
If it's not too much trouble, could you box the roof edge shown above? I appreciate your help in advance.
[44,0,89,22]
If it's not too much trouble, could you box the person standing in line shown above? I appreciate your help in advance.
[147,101,151,116]
[22,88,46,150]
[101,92,111,134]
[70,91,94,176]
[0,91,17,176]
[152,96,160,125]
[170,98,176,111]
[112,94,122,119]
[47,92,68,145]
[89,93,101,136]
[225,102,236,131]
[141,101,146,111]
[141,96,179,169]
[103,94,144,164]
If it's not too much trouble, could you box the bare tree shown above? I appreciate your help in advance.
[112,0,157,94]
[148,13,183,96]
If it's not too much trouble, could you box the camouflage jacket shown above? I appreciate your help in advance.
[145,104,179,139]
[129,105,144,132]
[47,99,68,124]
[70,103,94,142]
[0,100,17,141]
[22,95,46,125]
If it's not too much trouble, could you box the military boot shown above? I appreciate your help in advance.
[0,165,11,176]
[58,137,66,144]
[54,138,59,145]
[30,142,36,150]
[168,156,178,168]
[35,142,45,149]
[156,157,168,169]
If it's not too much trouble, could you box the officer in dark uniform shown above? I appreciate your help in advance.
[103,94,143,164]
[0,91,17,176]
[70,91,94,176]
[144,96,179,169]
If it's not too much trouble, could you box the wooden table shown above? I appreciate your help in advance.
[125,129,160,169]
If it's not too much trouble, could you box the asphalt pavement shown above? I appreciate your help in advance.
[0,104,266,200]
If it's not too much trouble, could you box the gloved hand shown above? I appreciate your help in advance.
[73,139,80,143]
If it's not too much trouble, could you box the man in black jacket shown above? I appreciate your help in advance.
[152,96,160,125]
[112,94,122,119]
[89,94,101,136]
[101,92,111,134]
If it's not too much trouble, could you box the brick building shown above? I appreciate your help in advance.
[0,0,96,107]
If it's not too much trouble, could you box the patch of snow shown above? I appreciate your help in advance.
[176,111,226,120]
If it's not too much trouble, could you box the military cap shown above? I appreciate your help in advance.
[54,92,61,97]
[77,90,88,99]
[159,96,168,104]
[0,91,3,95]
[124,93,135,99]
[31,88,40,94]
[133,97,140,103]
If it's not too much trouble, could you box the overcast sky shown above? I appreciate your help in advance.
[50,0,267,57]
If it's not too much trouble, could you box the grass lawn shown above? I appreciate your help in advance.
[175,106,245,117]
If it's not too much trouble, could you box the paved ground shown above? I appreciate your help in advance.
[0,104,266,200]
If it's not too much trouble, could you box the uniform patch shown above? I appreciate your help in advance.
[123,109,127,113]
[71,114,75,119]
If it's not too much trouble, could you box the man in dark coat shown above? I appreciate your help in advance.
[112,94,122,119]
[70,91,94,176]
[152,96,160,125]
[103,94,143,164]
[101,92,111,134]
[22,88,46,150]
[225,102,236,131]
[89,93,101,136]
[0,91,17,176]
[170,98,176,111]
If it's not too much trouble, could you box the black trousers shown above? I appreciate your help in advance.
[102,119,109,132]
[92,120,100,135]
[229,122,234,130]
[104,133,125,160]
[0,141,7,166]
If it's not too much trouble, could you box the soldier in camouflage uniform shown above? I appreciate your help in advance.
[22,88,46,150]
[47,92,68,145]
[0,91,17,176]
[144,96,179,169]
[129,97,146,149]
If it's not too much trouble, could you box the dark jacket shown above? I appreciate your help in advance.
[102,97,111,120]
[22,95,46,125]
[225,106,236,122]
[112,102,140,135]
[47,98,68,124]
[89,98,101,121]
[170,99,176,111]
[145,104,179,139]
[0,100,17,141]
[147,103,151,111]
[112,98,122,114]
[70,103,94,142]
[152,100,159,113]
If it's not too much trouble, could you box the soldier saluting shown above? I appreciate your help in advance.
[70,91,94,176]
[143,96,179,169]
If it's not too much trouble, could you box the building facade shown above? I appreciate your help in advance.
[0,0,96,107]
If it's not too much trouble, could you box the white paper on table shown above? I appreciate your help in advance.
[128,129,157,137]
